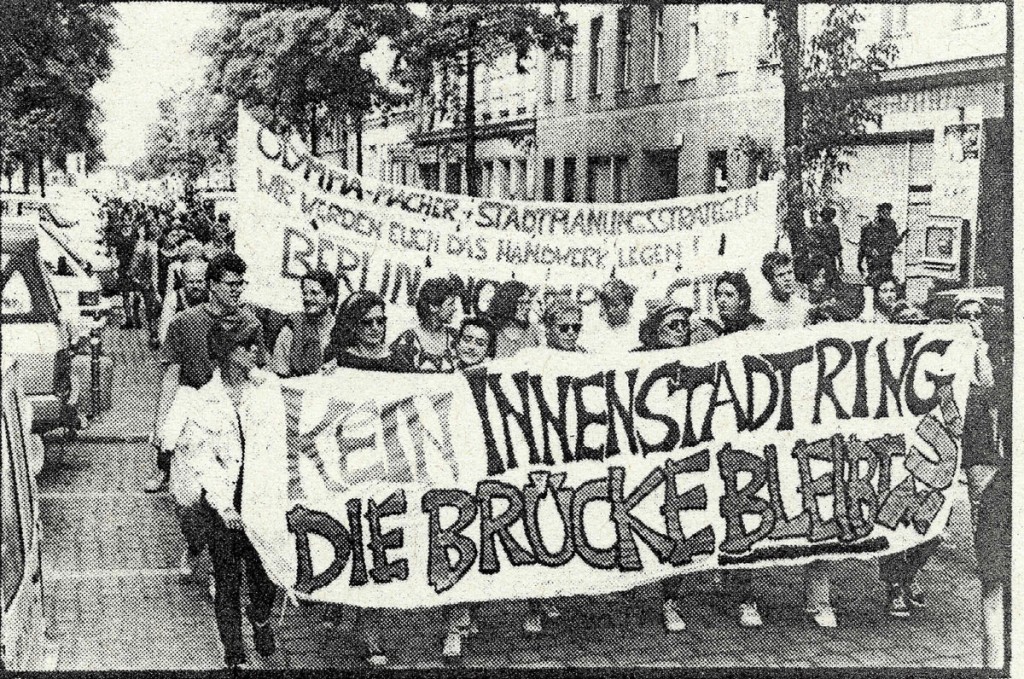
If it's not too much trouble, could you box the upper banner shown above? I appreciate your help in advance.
[240,323,972,608]
[234,108,778,314]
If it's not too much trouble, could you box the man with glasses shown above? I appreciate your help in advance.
[146,252,266,577]
[542,295,586,353]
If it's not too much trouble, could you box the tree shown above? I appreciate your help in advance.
[196,5,411,172]
[767,2,897,272]
[391,4,575,196]
[131,84,235,184]
[0,1,118,195]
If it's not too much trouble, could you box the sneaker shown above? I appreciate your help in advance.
[442,632,462,659]
[541,602,561,619]
[253,622,276,657]
[662,598,686,632]
[224,651,248,668]
[738,602,763,628]
[179,549,200,577]
[143,470,169,493]
[887,583,911,618]
[806,606,838,628]
[906,580,927,609]
[366,653,387,667]
[522,613,542,634]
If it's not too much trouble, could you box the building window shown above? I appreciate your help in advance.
[445,162,462,194]
[542,158,556,201]
[564,49,576,99]
[481,161,493,197]
[954,4,985,28]
[612,157,628,202]
[883,5,909,36]
[563,157,577,202]
[650,6,665,84]
[499,159,512,198]
[543,52,555,102]
[589,16,604,96]
[708,150,728,193]
[719,10,741,74]
[420,163,440,191]
[678,6,698,81]
[758,10,777,66]
[616,7,633,90]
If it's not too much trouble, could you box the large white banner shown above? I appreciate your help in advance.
[241,323,972,608]
[234,108,778,319]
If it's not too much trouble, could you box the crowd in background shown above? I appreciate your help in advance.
[108,191,1009,669]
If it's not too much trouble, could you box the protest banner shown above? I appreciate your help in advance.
[234,107,778,319]
[240,322,972,609]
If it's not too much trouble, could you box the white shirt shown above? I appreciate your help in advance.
[758,293,811,330]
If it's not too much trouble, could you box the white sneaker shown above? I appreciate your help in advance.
[541,602,561,619]
[367,653,387,667]
[807,606,838,628]
[442,632,462,659]
[738,602,763,628]
[179,550,200,577]
[522,613,542,634]
[662,599,686,632]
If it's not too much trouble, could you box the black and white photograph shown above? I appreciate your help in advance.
[0,1,1015,673]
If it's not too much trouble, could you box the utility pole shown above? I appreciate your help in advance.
[775,0,806,270]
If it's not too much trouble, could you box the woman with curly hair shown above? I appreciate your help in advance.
[487,280,541,358]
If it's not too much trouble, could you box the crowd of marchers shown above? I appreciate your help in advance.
[94,194,1009,669]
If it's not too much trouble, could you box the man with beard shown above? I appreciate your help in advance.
[159,260,209,344]
[270,270,339,377]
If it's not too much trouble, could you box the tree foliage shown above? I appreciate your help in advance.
[0,1,118,173]
[130,84,236,182]
[391,3,575,195]
[195,4,412,145]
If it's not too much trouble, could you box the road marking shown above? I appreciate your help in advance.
[40,491,169,499]
[47,568,186,581]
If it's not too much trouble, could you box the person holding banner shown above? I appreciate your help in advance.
[759,251,811,330]
[270,270,338,377]
[585,278,639,354]
[329,291,413,375]
[489,281,541,359]
[390,277,460,372]
[160,319,282,668]
[454,316,497,370]
[542,295,586,353]
[691,271,765,343]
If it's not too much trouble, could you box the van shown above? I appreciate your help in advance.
[1,225,80,434]
[0,357,57,670]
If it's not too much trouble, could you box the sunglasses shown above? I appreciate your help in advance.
[663,319,689,332]
[360,316,387,328]
[557,323,582,334]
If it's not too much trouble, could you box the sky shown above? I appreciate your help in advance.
[94,3,216,167]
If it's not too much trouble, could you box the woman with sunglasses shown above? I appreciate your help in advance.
[488,280,541,358]
[542,295,586,353]
[635,299,693,352]
[324,290,411,665]
[330,291,413,373]
[160,320,283,668]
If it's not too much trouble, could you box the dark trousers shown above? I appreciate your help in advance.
[121,286,159,335]
[177,502,210,558]
[878,538,940,585]
[204,501,277,660]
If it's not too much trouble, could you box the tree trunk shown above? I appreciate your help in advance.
[355,112,364,175]
[37,152,46,198]
[310,105,320,157]
[464,20,480,197]
[776,0,806,269]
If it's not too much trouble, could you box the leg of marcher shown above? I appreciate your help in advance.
[728,570,762,628]
[804,560,836,627]
[120,288,135,329]
[900,538,941,609]
[878,552,911,618]
[359,608,387,666]
[207,514,246,666]
[442,606,470,659]
[660,576,686,632]
[242,536,278,658]
[982,583,1005,668]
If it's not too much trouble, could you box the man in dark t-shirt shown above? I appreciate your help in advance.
[146,252,266,491]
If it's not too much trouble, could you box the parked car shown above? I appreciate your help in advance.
[1,357,57,670]
[42,201,118,294]
[35,217,110,344]
[1,225,79,434]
